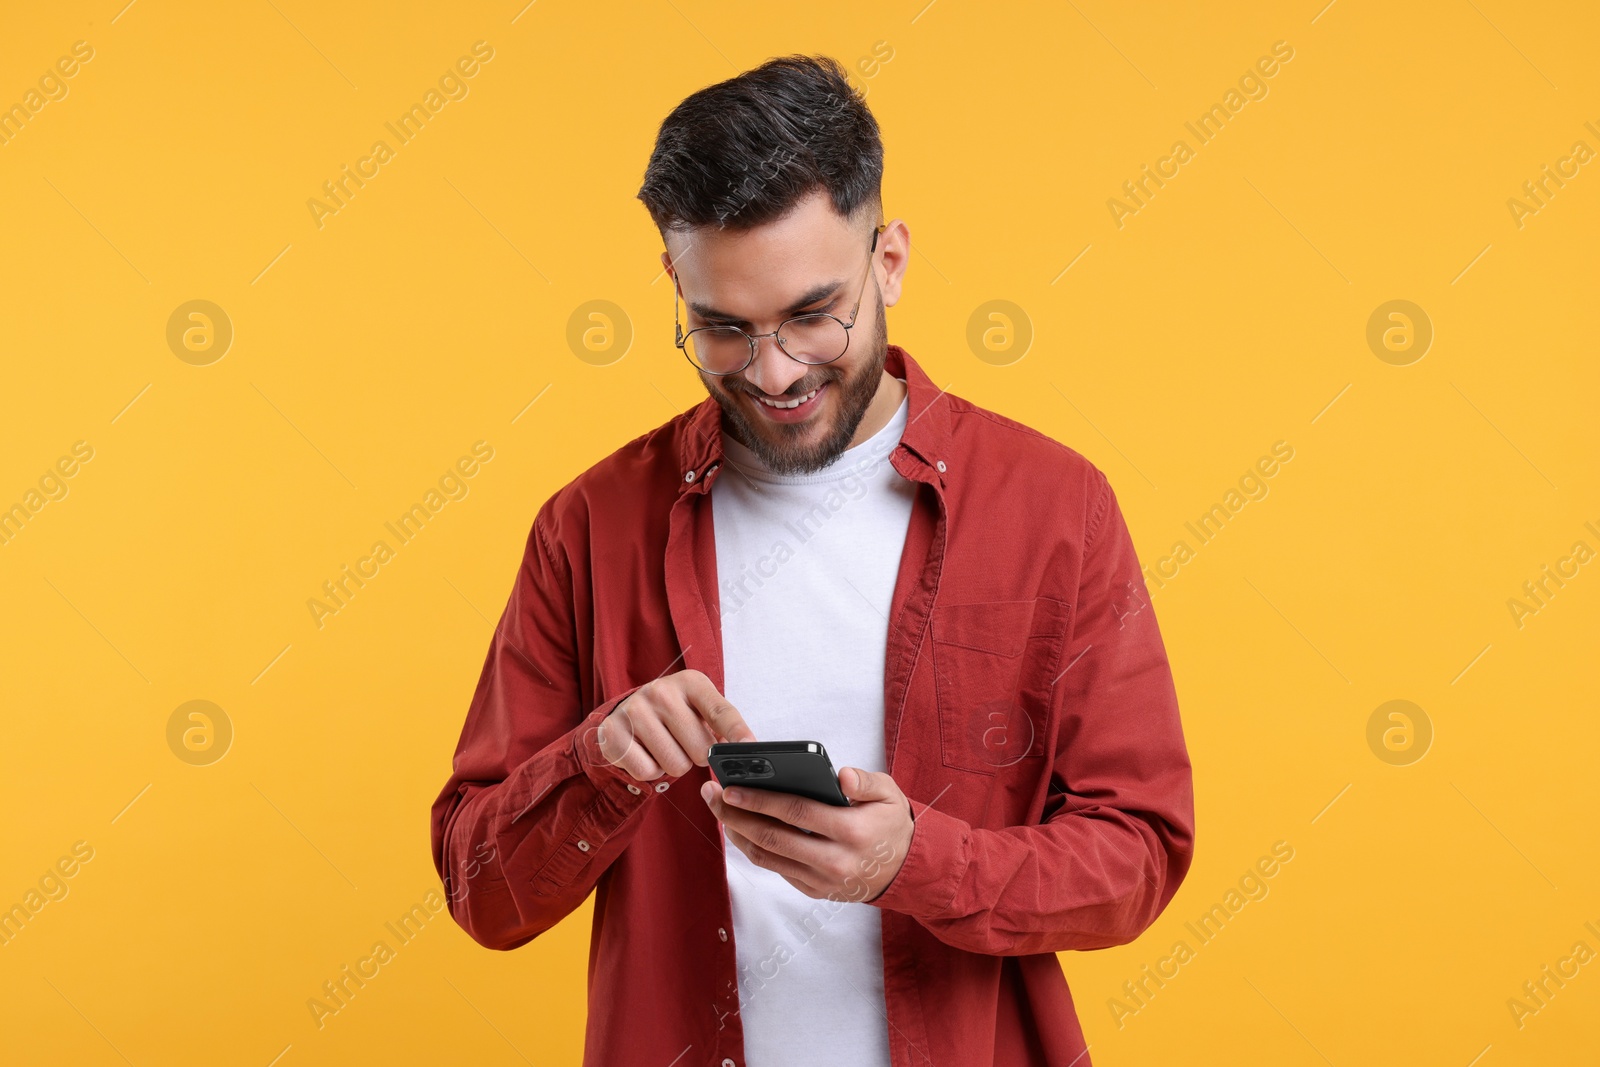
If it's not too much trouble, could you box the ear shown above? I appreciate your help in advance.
[876,219,909,308]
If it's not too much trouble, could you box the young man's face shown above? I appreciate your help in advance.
[662,190,898,476]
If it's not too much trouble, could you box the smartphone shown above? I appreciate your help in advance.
[707,741,851,807]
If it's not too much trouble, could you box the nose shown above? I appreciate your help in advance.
[741,331,810,399]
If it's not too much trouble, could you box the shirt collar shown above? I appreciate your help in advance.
[675,344,950,492]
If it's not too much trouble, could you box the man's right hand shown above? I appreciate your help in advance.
[594,669,755,782]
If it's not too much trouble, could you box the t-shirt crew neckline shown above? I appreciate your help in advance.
[719,378,909,486]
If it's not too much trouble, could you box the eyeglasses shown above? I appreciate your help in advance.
[673,222,886,376]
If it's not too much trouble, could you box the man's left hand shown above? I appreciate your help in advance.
[700,767,914,903]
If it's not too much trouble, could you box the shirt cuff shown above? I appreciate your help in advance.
[570,685,657,808]
[867,798,968,920]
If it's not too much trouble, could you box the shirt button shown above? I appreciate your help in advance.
[685,470,696,483]
[935,460,947,473]
[718,927,728,941]
[723,1060,736,1067]
[655,781,670,792]
[626,784,641,794]
[576,840,590,852]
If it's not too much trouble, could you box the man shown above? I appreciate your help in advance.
[431,54,1194,1067]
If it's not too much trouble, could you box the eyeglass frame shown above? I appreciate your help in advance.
[672,221,887,376]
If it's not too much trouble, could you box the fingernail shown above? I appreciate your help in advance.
[725,788,742,804]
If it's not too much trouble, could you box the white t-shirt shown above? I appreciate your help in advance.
[711,383,915,1067]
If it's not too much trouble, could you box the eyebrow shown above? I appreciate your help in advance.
[688,277,847,327]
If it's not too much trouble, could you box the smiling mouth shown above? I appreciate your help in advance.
[753,384,822,410]
[742,381,830,424]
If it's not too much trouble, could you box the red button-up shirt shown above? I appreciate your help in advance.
[430,343,1195,1066]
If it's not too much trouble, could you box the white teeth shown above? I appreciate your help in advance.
[757,386,820,410]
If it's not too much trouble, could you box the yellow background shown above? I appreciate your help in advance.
[3,0,1596,1063]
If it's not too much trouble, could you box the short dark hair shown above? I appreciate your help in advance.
[636,54,883,237]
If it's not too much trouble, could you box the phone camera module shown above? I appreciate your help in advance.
[725,757,773,780]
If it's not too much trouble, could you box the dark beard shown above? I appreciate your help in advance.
[703,289,889,477]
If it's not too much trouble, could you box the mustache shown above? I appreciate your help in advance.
[724,375,834,400]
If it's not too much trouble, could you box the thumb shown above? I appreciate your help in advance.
[840,767,897,802]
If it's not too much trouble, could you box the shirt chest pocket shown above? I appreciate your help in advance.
[930,597,1071,775]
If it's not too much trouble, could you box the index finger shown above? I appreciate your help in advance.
[720,785,844,839]
[680,671,756,743]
